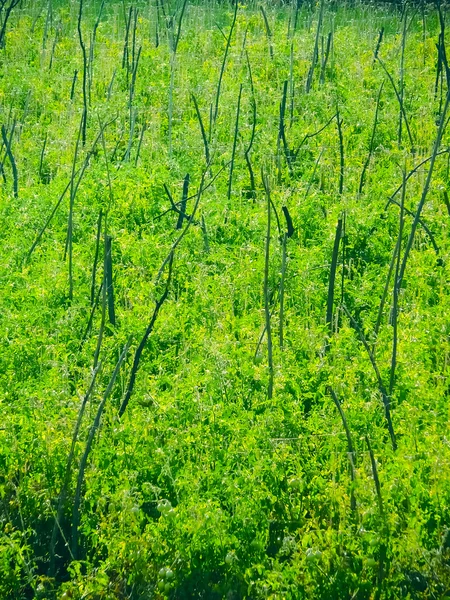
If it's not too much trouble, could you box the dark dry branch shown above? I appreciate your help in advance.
[77,0,88,146]
[262,170,274,400]
[72,339,131,559]
[373,231,402,346]
[163,182,190,223]
[1,123,18,198]
[328,386,357,511]
[305,148,324,199]
[212,1,238,127]
[201,214,209,253]
[359,82,384,195]
[389,198,439,256]
[397,88,450,289]
[90,209,103,306]
[444,190,450,217]
[376,56,414,152]
[173,0,188,54]
[372,27,384,65]
[289,42,295,126]
[342,304,397,451]
[80,281,103,349]
[87,0,105,105]
[260,5,273,60]
[365,435,383,514]
[122,5,132,75]
[244,49,257,197]
[129,45,142,112]
[38,132,48,183]
[278,80,294,177]
[227,84,243,202]
[191,93,210,165]
[66,113,84,302]
[118,256,174,418]
[319,31,332,84]
[154,161,229,223]
[49,364,102,576]
[48,26,59,71]
[279,233,288,350]
[105,235,116,327]
[135,121,147,166]
[398,10,407,146]
[26,178,74,262]
[336,104,344,194]
[293,112,336,158]
[0,0,21,49]
[282,206,294,238]
[306,0,324,93]
[385,148,450,210]
[131,7,138,75]
[155,160,212,284]
[93,234,108,370]
[389,171,405,395]
[326,218,342,335]
[70,69,78,101]
[177,174,190,229]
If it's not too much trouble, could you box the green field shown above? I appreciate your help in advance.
[1,0,450,597]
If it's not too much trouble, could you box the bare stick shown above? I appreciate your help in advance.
[191,93,210,165]
[397,89,450,289]
[293,112,336,157]
[328,387,356,511]
[90,209,103,306]
[227,84,243,202]
[385,148,450,210]
[319,31,332,84]
[262,170,274,399]
[77,0,88,146]
[279,233,288,350]
[244,49,257,197]
[306,0,324,93]
[336,104,344,194]
[372,27,384,66]
[376,56,414,152]
[326,218,342,335]
[26,178,74,262]
[389,171,405,395]
[260,5,273,60]
[1,123,18,198]
[134,121,146,166]
[177,173,190,229]
[342,304,397,451]
[118,257,174,417]
[66,114,84,303]
[278,80,294,177]
[365,435,383,514]
[359,82,384,195]
[70,69,78,101]
[0,0,21,49]
[49,364,102,576]
[105,235,116,327]
[212,1,238,127]
[38,132,48,183]
[398,10,407,147]
[155,161,211,285]
[72,339,131,559]
[87,0,105,105]
[305,148,324,199]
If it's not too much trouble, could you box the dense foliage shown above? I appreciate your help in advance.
[1,0,450,598]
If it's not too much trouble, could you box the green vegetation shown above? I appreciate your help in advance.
[1,0,450,598]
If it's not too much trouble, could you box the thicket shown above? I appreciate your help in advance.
[1,0,450,598]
